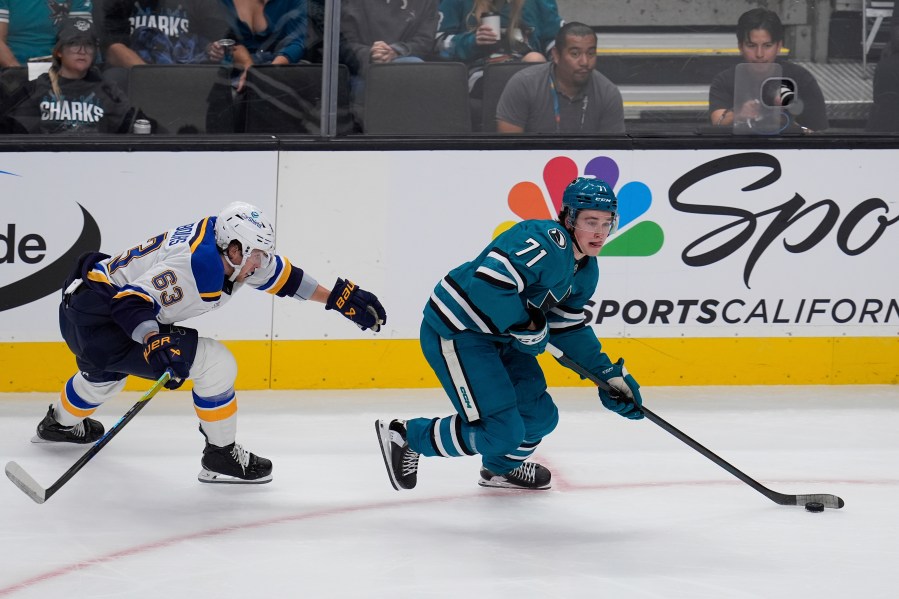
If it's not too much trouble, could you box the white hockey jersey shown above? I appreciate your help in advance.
[78,216,306,339]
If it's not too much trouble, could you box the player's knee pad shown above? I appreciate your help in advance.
[71,372,127,405]
[524,392,559,441]
[56,373,127,425]
[475,408,526,457]
[189,337,237,398]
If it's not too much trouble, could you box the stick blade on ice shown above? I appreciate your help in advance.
[5,461,47,504]
[793,493,845,509]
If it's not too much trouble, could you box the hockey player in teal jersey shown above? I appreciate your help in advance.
[377,176,643,491]
[37,201,386,485]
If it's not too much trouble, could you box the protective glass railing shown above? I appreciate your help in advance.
[0,0,896,138]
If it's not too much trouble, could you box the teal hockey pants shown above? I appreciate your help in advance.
[407,320,559,475]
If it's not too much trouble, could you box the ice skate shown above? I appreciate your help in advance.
[198,441,273,484]
[478,462,551,490]
[32,404,104,444]
[375,419,419,490]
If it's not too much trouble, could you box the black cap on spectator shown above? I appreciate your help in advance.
[57,19,98,47]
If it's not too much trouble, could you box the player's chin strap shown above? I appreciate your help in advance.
[565,218,586,256]
[224,247,261,282]
[224,249,273,282]
[224,252,248,282]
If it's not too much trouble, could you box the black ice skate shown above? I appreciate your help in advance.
[375,419,419,490]
[198,441,273,484]
[32,404,104,444]
[478,462,551,490]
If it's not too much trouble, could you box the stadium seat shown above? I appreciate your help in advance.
[363,62,471,134]
[127,65,234,134]
[242,64,354,135]
[862,1,895,74]
[479,62,536,132]
[0,67,28,103]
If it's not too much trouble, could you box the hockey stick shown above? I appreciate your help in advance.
[5,369,172,504]
[546,344,845,510]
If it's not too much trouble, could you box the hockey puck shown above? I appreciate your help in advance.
[805,502,825,512]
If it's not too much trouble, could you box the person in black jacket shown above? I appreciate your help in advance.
[708,8,828,132]
[2,19,136,134]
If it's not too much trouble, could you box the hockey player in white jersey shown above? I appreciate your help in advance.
[376,177,642,491]
[36,201,386,484]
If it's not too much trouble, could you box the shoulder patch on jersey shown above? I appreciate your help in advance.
[191,233,225,297]
[548,228,567,249]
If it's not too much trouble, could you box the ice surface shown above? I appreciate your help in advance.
[1,385,897,598]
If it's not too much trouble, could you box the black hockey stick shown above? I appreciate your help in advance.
[5,369,172,504]
[546,344,845,510]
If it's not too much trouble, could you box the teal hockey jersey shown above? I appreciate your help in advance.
[423,219,616,378]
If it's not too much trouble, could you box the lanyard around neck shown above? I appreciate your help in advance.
[549,68,589,133]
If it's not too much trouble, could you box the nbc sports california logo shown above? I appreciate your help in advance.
[493,155,663,257]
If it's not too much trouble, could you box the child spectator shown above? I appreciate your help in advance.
[2,19,137,133]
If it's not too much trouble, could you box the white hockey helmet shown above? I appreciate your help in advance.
[214,202,275,279]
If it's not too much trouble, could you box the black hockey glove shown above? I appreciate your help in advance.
[326,278,387,332]
[597,358,644,420]
[143,332,192,390]
[509,308,549,356]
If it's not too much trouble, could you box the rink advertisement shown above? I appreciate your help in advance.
[276,148,898,388]
[0,152,279,390]
[1,148,896,390]
[280,149,898,337]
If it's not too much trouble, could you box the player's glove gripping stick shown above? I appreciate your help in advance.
[143,332,191,389]
[597,358,644,420]
[508,308,549,356]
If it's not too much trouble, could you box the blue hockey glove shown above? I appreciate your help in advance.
[509,308,549,356]
[597,358,644,420]
[143,332,191,390]
[326,278,387,332]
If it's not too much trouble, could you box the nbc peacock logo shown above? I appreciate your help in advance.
[494,156,664,257]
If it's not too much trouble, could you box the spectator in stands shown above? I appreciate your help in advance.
[436,0,561,97]
[305,0,356,68]
[341,0,437,68]
[708,8,828,132]
[219,0,306,65]
[100,0,231,67]
[0,0,93,67]
[340,0,439,119]
[866,24,899,133]
[218,0,308,92]
[1,19,137,133]
[496,22,623,134]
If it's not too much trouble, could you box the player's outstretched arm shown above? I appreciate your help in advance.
[319,278,387,332]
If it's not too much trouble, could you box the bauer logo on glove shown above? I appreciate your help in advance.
[326,277,387,332]
[143,335,175,363]
[142,331,193,390]
[333,280,357,313]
